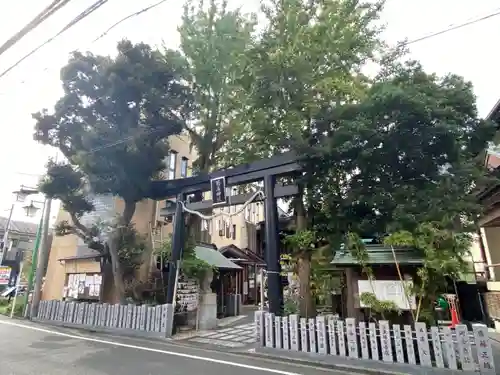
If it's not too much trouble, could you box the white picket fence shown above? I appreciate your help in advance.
[254,311,496,374]
[36,300,170,335]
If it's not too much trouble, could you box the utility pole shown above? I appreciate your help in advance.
[0,203,15,265]
[29,197,51,319]
[23,214,44,317]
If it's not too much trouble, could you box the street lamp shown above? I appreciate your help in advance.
[13,186,39,203]
[0,184,51,319]
[22,201,42,218]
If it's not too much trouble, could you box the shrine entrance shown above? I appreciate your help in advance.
[147,152,302,336]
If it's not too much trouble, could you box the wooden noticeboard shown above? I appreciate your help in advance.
[64,273,102,300]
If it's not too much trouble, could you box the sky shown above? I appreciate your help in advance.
[0,0,499,225]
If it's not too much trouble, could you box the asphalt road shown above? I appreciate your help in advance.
[0,317,354,375]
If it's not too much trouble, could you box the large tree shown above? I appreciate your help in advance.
[227,0,388,316]
[33,40,192,303]
[312,60,497,320]
[167,0,256,174]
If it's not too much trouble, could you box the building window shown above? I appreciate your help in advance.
[225,222,230,238]
[232,225,236,240]
[168,151,177,179]
[180,157,188,178]
[201,219,208,231]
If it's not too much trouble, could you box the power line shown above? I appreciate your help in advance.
[0,0,168,84]
[404,8,500,46]
[0,0,111,79]
[1,2,174,160]
[0,0,73,57]
[74,8,500,156]
[0,1,497,97]
[92,0,168,43]
[2,2,497,161]
[23,4,500,158]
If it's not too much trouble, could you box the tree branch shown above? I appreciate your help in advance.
[184,123,203,147]
[122,200,136,225]
[69,212,91,237]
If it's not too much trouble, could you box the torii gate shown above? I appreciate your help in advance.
[146,151,301,336]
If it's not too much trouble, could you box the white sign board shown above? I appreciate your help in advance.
[357,280,416,310]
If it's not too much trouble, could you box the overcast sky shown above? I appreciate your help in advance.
[0,0,498,224]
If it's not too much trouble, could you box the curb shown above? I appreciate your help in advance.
[247,350,407,375]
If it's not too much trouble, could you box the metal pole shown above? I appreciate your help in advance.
[23,210,44,318]
[165,195,185,305]
[29,197,52,319]
[0,203,15,265]
[235,272,239,315]
[10,261,23,318]
[260,268,265,310]
[263,174,282,315]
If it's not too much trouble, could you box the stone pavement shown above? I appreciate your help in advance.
[180,322,256,348]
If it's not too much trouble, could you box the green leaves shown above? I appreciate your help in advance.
[283,230,316,255]
[169,0,256,172]
[33,40,193,300]
[39,161,93,217]
[156,234,213,282]
[34,40,191,206]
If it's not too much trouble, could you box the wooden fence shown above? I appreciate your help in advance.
[36,300,170,337]
[255,311,496,374]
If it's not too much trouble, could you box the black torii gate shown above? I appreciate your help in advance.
[146,151,301,321]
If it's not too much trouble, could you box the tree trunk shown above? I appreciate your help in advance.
[108,200,136,304]
[108,238,127,304]
[297,252,315,318]
[294,197,316,318]
[187,157,211,241]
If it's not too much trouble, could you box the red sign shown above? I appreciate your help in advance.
[0,266,12,285]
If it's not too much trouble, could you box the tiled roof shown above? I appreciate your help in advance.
[0,216,39,236]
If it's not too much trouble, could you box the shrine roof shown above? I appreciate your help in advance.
[194,245,242,270]
[331,244,424,266]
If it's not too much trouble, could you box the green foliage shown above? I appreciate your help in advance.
[315,61,496,238]
[385,223,472,308]
[32,40,192,302]
[283,230,316,254]
[116,224,148,277]
[225,0,388,162]
[283,294,299,315]
[224,0,390,316]
[344,233,402,318]
[35,40,191,205]
[360,292,401,317]
[345,232,372,277]
[155,235,213,282]
[166,0,256,172]
[0,300,23,317]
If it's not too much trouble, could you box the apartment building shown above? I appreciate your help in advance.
[200,199,289,305]
[0,217,40,287]
[476,99,500,330]
[42,134,196,302]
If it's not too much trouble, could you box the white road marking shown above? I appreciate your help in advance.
[0,319,299,375]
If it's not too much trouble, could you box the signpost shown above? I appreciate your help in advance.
[0,266,12,285]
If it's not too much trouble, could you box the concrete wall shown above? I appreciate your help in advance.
[43,210,80,300]
[481,227,500,281]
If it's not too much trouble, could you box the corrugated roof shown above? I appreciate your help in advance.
[194,245,242,270]
[58,253,104,262]
[331,245,424,266]
[0,217,39,236]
